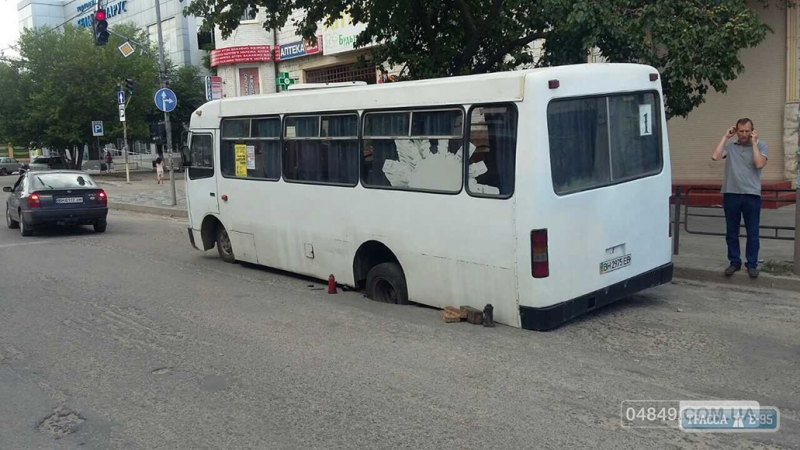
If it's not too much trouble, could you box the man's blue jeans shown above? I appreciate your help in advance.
[723,193,761,269]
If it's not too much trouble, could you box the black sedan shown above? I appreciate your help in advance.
[4,170,108,236]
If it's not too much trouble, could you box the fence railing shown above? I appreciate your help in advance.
[670,186,796,255]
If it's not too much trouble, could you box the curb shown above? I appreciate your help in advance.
[108,202,188,219]
[674,265,800,292]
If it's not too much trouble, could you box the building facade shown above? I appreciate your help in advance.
[17,0,206,68]
[211,10,394,99]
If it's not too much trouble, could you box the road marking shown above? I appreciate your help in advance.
[0,240,49,249]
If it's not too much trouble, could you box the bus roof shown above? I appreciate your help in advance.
[191,63,657,128]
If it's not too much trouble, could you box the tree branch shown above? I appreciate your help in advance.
[421,8,440,65]
[454,0,477,36]
[471,31,548,73]
[486,0,504,26]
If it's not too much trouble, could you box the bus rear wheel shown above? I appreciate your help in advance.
[216,226,235,263]
[366,263,408,305]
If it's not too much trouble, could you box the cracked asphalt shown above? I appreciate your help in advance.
[0,203,798,449]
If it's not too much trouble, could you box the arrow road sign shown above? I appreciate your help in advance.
[117,90,126,105]
[154,88,177,113]
[119,104,126,122]
[92,121,104,137]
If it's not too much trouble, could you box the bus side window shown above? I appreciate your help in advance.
[189,134,214,180]
[467,105,517,197]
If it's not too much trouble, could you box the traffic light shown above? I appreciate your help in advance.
[92,9,109,46]
[125,78,134,96]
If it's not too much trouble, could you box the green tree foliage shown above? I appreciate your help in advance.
[0,23,208,168]
[10,24,159,167]
[185,0,789,118]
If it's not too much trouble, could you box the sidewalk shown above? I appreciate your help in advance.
[94,169,188,218]
[98,175,800,292]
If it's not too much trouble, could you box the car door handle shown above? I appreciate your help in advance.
[210,193,215,197]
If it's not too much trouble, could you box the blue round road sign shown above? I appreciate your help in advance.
[154,88,177,113]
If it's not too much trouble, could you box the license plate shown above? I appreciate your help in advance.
[56,197,83,204]
[600,254,631,274]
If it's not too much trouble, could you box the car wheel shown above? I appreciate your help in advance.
[216,225,235,263]
[366,262,409,305]
[19,213,33,236]
[6,206,19,229]
[94,219,107,233]
[0,168,7,176]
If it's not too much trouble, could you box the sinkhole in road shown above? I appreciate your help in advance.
[37,408,85,438]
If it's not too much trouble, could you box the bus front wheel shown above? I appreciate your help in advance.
[216,226,235,263]
[366,263,408,305]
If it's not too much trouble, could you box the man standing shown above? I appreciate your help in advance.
[711,118,768,277]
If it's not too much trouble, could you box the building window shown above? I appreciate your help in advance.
[305,63,377,84]
[547,91,662,195]
[283,113,359,185]
[240,6,257,22]
[238,67,261,96]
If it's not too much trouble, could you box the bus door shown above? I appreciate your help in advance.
[186,131,219,230]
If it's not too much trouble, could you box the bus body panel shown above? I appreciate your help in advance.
[514,66,672,323]
[214,177,521,327]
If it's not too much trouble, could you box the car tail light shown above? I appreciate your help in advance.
[531,229,549,278]
[98,190,107,206]
[28,193,41,208]
[650,73,659,81]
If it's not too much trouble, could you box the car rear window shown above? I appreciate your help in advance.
[32,157,49,163]
[32,173,96,189]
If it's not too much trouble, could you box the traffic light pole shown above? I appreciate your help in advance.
[153,0,177,206]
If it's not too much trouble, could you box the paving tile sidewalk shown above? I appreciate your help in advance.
[93,171,187,216]
[98,173,800,291]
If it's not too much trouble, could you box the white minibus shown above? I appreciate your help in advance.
[185,63,673,330]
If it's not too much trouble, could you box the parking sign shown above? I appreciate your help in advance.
[92,121,104,137]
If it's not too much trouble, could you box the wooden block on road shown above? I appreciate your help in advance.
[445,306,467,319]
[440,310,462,323]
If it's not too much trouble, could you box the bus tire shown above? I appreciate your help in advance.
[366,263,408,305]
[216,225,235,263]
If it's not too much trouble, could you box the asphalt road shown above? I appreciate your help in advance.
[0,206,798,448]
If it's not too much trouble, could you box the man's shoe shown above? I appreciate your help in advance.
[748,267,759,278]
[724,265,741,276]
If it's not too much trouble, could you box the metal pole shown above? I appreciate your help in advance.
[153,0,177,206]
[673,186,681,256]
[120,82,130,184]
[794,189,800,275]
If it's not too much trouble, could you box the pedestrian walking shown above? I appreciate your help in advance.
[711,118,769,278]
[105,151,114,172]
[155,157,165,184]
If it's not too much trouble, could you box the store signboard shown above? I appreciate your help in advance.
[274,36,321,61]
[211,46,272,67]
[321,15,376,55]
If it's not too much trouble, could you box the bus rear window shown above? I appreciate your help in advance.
[547,92,662,195]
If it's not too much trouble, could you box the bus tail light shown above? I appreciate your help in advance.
[531,229,549,278]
